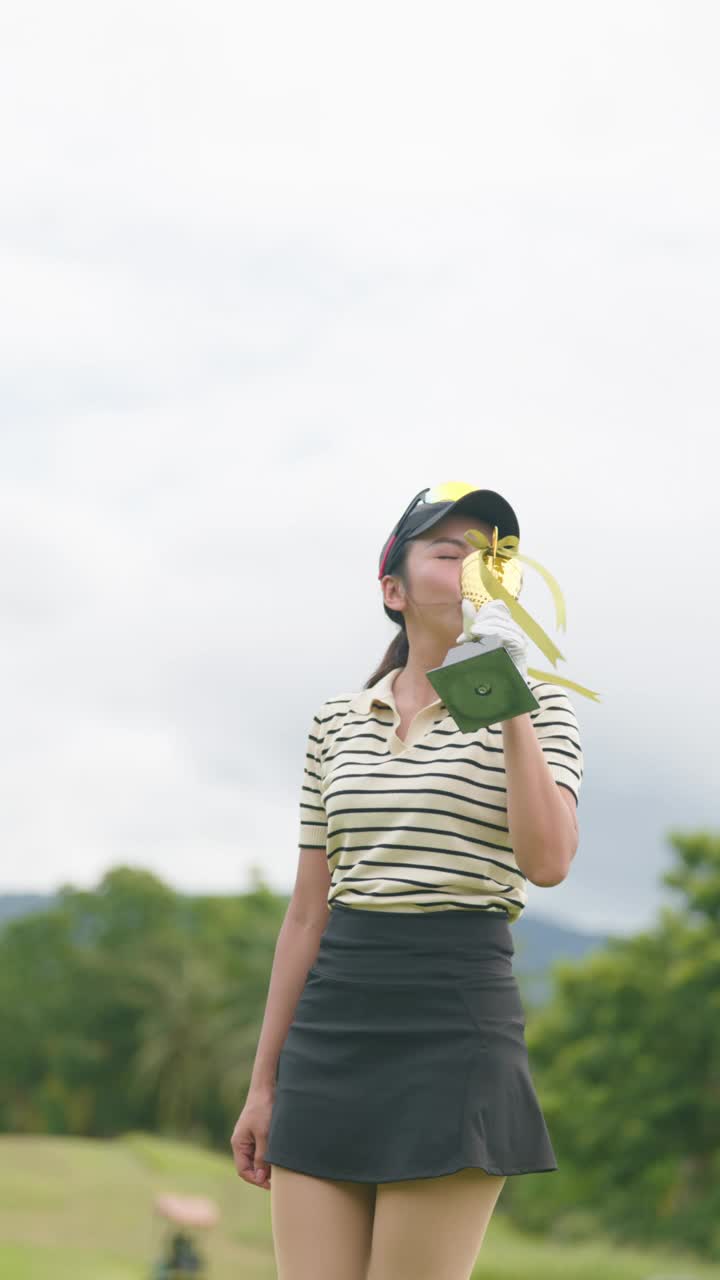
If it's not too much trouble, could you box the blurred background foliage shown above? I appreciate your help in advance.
[1,829,719,1264]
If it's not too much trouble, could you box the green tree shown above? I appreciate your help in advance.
[505,830,720,1260]
[0,866,284,1141]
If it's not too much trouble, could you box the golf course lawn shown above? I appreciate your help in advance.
[0,1133,715,1279]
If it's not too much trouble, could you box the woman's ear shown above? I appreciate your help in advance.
[384,576,405,611]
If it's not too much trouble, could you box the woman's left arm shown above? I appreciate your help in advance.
[458,597,583,882]
[502,712,579,886]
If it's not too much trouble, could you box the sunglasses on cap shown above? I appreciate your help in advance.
[377,482,487,580]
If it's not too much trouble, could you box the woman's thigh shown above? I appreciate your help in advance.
[270,1164,377,1280]
[366,1167,507,1280]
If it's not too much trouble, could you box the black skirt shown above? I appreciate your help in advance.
[265,902,558,1183]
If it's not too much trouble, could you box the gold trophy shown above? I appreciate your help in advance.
[426,525,601,731]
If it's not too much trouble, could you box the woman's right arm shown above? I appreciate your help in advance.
[248,886,331,1096]
[231,848,331,1188]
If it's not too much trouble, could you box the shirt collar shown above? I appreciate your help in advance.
[348,666,445,714]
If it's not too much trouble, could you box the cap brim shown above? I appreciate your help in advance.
[405,489,519,542]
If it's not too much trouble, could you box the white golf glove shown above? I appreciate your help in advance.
[455,598,530,682]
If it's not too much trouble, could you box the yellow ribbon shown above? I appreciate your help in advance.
[463,530,602,704]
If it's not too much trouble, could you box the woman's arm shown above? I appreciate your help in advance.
[247,850,331,1096]
[501,712,579,886]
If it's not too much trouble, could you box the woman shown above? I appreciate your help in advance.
[230,483,584,1280]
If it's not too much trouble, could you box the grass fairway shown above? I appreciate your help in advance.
[0,1133,716,1279]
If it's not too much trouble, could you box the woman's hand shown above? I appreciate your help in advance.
[230,1090,274,1191]
[456,598,529,681]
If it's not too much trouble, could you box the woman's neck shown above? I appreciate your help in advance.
[393,637,453,709]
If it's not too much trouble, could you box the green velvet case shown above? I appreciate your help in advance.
[426,636,540,732]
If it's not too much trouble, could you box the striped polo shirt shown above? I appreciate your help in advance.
[298,665,584,921]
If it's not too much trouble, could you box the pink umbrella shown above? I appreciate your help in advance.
[154,1192,220,1229]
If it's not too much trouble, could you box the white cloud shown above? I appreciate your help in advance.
[0,1,717,932]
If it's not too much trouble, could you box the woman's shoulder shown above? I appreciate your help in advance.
[527,675,574,695]
[526,677,580,717]
[310,688,361,725]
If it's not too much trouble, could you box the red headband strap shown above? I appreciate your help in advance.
[378,534,398,580]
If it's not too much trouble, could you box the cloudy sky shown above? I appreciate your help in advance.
[1,2,716,934]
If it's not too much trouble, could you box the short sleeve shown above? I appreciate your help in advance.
[529,682,584,806]
[298,707,328,850]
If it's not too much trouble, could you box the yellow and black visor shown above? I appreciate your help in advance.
[377,482,520,580]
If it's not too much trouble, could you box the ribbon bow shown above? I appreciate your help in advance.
[463,530,601,703]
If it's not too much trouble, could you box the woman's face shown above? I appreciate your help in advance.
[386,512,496,636]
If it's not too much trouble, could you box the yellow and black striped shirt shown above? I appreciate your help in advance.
[298,666,584,921]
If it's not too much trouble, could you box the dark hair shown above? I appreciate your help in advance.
[363,541,411,688]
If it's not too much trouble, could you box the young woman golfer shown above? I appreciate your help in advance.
[231,482,584,1280]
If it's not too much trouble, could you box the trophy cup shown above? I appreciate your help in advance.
[426,525,539,731]
[426,525,601,731]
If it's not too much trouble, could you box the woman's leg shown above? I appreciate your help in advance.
[366,1167,506,1280]
[270,1164,377,1280]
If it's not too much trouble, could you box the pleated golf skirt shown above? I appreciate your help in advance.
[265,902,558,1183]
